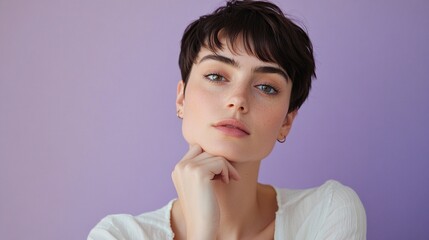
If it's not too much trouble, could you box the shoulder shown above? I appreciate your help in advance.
[275,180,367,239]
[87,200,175,240]
[276,180,365,210]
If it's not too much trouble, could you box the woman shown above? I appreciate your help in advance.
[88,1,366,239]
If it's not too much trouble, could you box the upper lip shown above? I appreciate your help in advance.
[213,119,250,135]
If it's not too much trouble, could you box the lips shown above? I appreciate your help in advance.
[213,119,250,136]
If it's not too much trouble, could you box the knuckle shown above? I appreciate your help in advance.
[214,156,227,164]
[184,162,198,172]
[175,161,186,170]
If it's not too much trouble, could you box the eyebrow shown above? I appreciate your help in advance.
[198,54,289,82]
[199,54,239,68]
[254,66,290,82]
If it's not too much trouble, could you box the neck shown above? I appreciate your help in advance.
[212,161,276,239]
[171,161,277,240]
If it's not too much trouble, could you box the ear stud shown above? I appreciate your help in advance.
[177,110,183,119]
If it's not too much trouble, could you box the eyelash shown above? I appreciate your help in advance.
[203,73,279,95]
[204,73,226,83]
[256,84,279,95]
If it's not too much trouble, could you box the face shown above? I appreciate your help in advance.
[176,41,297,163]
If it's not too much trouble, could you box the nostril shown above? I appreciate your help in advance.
[227,100,247,112]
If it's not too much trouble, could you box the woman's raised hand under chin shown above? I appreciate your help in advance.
[171,144,240,240]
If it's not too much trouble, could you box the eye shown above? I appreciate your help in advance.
[204,73,226,82]
[256,84,278,95]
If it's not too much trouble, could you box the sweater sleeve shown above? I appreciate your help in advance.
[87,214,145,240]
[315,181,367,240]
[87,200,175,240]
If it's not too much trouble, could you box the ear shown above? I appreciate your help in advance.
[278,109,298,140]
[176,80,185,117]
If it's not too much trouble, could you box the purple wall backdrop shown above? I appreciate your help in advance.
[1,0,428,239]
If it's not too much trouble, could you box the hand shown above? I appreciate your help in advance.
[171,145,240,240]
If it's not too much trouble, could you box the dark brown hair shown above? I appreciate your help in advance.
[179,0,316,113]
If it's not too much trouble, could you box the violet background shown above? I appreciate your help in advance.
[1,0,428,239]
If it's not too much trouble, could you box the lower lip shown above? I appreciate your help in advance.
[215,126,249,137]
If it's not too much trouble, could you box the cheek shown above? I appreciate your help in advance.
[266,99,290,132]
[254,112,287,159]
[181,85,217,144]
[255,103,287,132]
[184,87,212,119]
[181,109,200,145]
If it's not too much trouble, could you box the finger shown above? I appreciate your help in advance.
[217,159,230,184]
[204,157,240,182]
[211,164,229,184]
[181,144,203,162]
[204,157,232,184]
[224,160,240,181]
[220,159,232,184]
[192,151,216,162]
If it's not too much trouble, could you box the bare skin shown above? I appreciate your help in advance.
[171,145,278,240]
[172,40,297,239]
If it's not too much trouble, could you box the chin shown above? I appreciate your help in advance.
[200,141,265,163]
[183,132,274,162]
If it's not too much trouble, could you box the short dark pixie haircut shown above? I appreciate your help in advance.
[179,0,316,113]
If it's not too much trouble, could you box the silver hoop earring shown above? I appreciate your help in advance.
[176,110,183,119]
[277,137,286,143]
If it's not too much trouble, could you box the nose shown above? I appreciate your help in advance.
[226,87,249,113]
